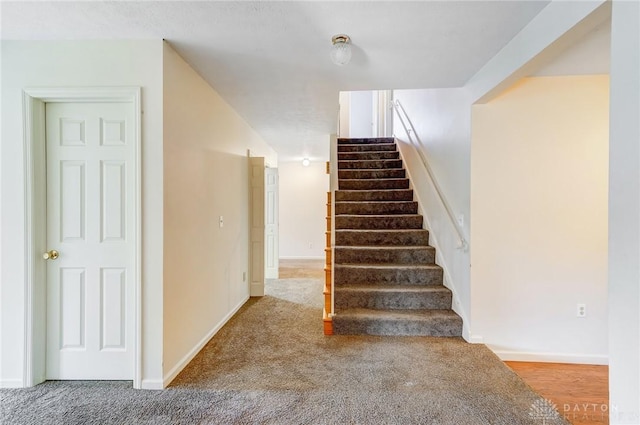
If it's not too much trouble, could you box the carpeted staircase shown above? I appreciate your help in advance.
[332,137,463,336]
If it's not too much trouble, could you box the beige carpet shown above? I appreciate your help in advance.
[0,271,568,424]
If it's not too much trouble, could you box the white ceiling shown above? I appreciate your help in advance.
[1,1,551,161]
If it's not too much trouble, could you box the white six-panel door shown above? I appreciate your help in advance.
[45,102,134,379]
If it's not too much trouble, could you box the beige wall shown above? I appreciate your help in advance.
[278,161,328,259]
[471,75,609,363]
[162,43,276,385]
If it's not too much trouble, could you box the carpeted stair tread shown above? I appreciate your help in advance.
[338,143,397,152]
[335,263,443,270]
[335,229,430,246]
[335,200,418,215]
[338,137,395,144]
[338,169,406,179]
[339,178,410,190]
[332,308,463,337]
[335,189,414,202]
[338,159,403,169]
[338,151,400,160]
[335,285,452,310]
[334,263,443,286]
[334,245,436,264]
[335,214,423,230]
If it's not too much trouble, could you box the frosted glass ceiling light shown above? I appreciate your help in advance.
[330,34,352,66]
[302,158,311,167]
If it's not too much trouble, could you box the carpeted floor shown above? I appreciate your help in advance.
[0,273,568,425]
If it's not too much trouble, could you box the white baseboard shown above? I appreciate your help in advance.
[140,379,164,390]
[491,349,608,365]
[162,295,250,388]
[279,256,324,260]
[467,335,485,344]
[0,379,24,388]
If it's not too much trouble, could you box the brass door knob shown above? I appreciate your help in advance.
[43,250,59,260]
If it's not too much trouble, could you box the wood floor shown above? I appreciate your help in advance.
[278,259,324,279]
[278,260,610,425]
[506,362,609,425]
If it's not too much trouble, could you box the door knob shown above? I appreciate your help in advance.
[43,250,59,260]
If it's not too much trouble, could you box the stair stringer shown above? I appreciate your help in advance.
[394,137,471,341]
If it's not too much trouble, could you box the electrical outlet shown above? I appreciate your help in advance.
[577,303,587,318]
[309,242,313,249]
[219,216,224,228]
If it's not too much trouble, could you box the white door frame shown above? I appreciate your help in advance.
[22,87,142,388]
[264,167,279,279]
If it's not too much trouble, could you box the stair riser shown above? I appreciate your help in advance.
[339,179,410,190]
[338,152,400,160]
[335,289,452,310]
[338,169,406,179]
[335,215,423,230]
[338,144,397,152]
[335,247,435,264]
[335,230,429,246]
[332,316,462,337]
[334,266,443,286]
[335,190,414,202]
[338,138,395,144]
[335,202,418,215]
[339,160,403,169]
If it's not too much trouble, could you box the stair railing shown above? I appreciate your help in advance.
[391,100,468,251]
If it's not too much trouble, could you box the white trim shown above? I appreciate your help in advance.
[23,93,36,387]
[22,87,143,389]
[140,379,164,390]
[492,349,609,366]
[279,256,325,260]
[162,295,250,388]
[468,335,485,344]
[22,95,48,387]
[0,380,24,388]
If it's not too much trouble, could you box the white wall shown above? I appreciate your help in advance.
[278,161,328,259]
[338,91,350,137]
[0,40,164,388]
[349,91,374,138]
[608,1,640,422]
[392,88,472,338]
[162,44,277,385]
[471,75,609,363]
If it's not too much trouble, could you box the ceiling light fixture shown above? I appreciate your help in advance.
[302,158,310,167]
[330,34,352,66]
